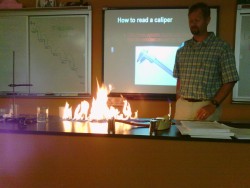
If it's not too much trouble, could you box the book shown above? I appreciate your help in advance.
[176,121,234,139]
[231,128,250,139]
[190,135,233,139]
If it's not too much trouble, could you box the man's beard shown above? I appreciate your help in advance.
[190,26,200,35]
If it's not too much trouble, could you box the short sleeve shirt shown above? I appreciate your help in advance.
[173,32,239,100]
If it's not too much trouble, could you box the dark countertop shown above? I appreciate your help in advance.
[0,116,178,137]
[0,116,250,143]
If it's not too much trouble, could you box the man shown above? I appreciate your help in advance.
[173,2,239,120]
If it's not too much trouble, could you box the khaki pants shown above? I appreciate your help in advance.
[174,98,221,121]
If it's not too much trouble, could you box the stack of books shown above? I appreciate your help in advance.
[176,121,234,139]
[231,128,250,139]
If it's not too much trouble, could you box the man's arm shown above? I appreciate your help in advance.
[197,81,237,120]
[212,81,237,106]
[176,78,181,100]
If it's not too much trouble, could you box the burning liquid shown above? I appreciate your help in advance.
[62,83,138,121]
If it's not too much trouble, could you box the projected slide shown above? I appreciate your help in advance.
[135,46,177,86]
[103,8,217,95]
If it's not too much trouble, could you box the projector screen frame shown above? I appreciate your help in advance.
[102,6,219,100]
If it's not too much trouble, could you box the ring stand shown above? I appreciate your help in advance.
[7,51,33,120]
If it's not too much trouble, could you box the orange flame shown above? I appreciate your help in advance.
[62,82,137,121]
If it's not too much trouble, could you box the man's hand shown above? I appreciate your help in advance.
[196,103,216,120]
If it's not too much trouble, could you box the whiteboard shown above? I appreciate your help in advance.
[0,50,14,93]
[0,16,29,93]
[233,6,250,102]
[0,7,92,97]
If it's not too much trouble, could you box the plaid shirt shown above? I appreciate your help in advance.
[173,32,239,100]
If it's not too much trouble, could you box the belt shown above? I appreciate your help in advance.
[183,98,204,102]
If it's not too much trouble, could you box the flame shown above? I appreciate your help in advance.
[62,82,138,121]
[73,101,89,120]
[88,83,112,120]
[62,102,72,120]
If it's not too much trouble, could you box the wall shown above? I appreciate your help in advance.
[1,133,250,188]
[0,0,250,121]
[1,1,250,187]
